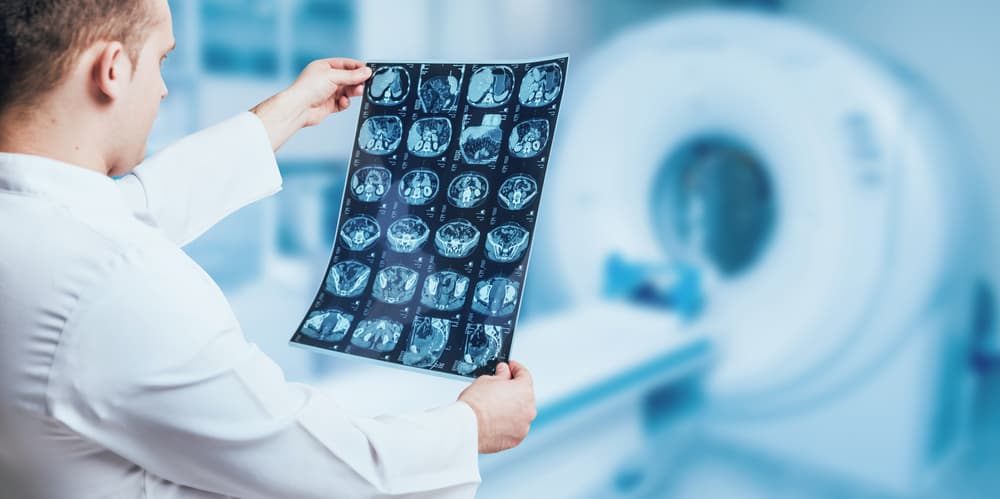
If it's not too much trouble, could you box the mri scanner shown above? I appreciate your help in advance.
[318,10,988,498]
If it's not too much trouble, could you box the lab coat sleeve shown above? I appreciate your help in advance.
[45,247,481,499]
[115,112,283,247]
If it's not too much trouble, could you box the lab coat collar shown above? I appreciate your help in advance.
[0,152,132,221]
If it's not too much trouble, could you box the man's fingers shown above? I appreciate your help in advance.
[321,57,366,70]
[327,83,365,105]
[509,360,533,385]
[328,66,373,86]
[493,362,512,380]
[346,83,365,97]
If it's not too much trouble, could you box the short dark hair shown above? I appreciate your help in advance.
[0,0,155,117]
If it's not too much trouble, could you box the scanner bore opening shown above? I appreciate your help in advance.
[651,135,776,278]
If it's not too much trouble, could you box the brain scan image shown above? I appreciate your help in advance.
[459,114,503,165]
[398,169,439,206]
[325,260,371,298]
[518,63,563,107]
[509,119,550,158]
[300,309,353,343]
[339,215,380,251]
[349,166,392,203]
[372,265,420,304]
[401,317,451,368]
[447,172,490,209]
[435,219,480,259]
[421,270,470,311]
[485,222,530,263]
[454,324,509,375]
[467,66,514,108]
[359,116,402,155]
[350,318,403,352]
[386,216,430,253]
[498,174,538,211]
[367,66,410,106]
[406,118,452,157]
[472,277,520,317]
[418,73,461,113]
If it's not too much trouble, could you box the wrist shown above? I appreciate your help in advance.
[458,398,487,452]
[250,90,308,151]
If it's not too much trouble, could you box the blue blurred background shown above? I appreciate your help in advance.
[152,1,1000,497]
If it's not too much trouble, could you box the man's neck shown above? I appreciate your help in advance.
[0,105,112,175]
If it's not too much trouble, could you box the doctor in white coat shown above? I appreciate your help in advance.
[0,0,536,498]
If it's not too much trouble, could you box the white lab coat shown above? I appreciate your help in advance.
[0,112,481,499]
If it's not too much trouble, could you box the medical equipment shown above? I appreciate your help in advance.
[532,10,982,497]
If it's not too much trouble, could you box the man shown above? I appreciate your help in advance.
[0,1,536,498]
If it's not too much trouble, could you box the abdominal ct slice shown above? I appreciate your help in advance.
[339,215,381,251]
[447,173,490,209]
[359,116,403,155]
[454,324,509,375]
[349,166,392,203]
[420,270,470,311]
[325,260,371,298]
[434,219,480,259]
[485,222,530,263]
[471,277,520,317]
[300,309,354,342]
[401,316,451,368]
[386,216,430,253]
[398,169,440,206]
[459,115,503,165]
[368,65,410,106]
[350,318,403,352]
[372,265,420,304]
[518,62,563,107]
[418,72,461,113]
[509,119,550,158]
[498,174,538,210]
[467,65,514,108]
[406,117,452,158]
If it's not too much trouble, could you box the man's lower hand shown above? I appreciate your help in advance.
[458,360,537,454]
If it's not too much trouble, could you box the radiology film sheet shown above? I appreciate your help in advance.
[290,56,569,379]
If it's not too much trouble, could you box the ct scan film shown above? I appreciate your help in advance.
[290,55,568,380]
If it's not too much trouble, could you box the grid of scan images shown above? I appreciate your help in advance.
[290,56,568,379]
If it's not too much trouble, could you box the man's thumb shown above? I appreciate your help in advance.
[494,362,511,379]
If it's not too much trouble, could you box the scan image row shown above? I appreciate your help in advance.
[368,63,563,110]
[350,168,539,211]
[324,262,521,317]
[339,216,530,263]
[301,312,510,374]
[359,114,550,162]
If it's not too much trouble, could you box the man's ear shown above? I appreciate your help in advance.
[93,41,132,103]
